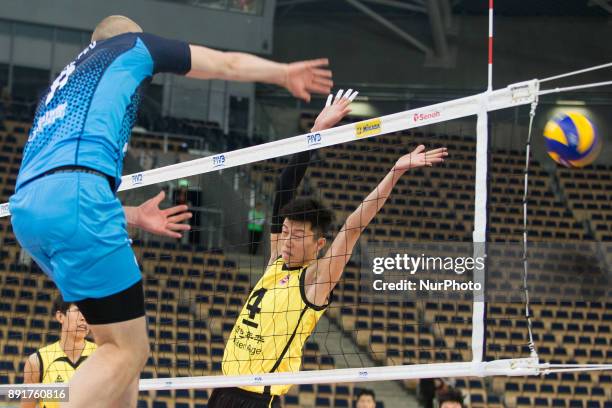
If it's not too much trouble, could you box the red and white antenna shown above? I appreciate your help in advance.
[487,0,494,91]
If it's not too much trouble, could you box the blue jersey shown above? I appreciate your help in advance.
[16,33,191,191]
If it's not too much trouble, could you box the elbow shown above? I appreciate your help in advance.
[222,52,240,80]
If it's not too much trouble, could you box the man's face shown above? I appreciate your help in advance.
[280,219,324,267]
[440,402,462,408]
[56,305,89,339]
[356,395,376,408]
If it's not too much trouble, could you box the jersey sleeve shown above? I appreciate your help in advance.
[138,33,192,75]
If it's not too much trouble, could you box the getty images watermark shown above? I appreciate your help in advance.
[358,241,610,303]
[371,253,485,292]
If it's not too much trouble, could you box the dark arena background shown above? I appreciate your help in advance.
[0,1,611,408]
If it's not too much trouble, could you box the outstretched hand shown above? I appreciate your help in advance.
[285,58,333,102]
[135,191,192,239]
[394,145,448,172]
[311,89,359,132]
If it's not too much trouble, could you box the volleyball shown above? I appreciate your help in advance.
[543,111,602,168]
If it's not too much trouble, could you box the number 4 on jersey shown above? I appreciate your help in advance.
[242,288,267,328]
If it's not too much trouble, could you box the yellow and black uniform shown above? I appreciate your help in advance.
[36,340,96,408]
[209,257,329,407]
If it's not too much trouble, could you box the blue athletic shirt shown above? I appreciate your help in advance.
[15,32,191,192]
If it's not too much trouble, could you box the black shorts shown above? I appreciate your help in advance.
[208,388,281,408]
[76,280,145,325]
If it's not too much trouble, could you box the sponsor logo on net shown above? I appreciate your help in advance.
[131,173,143,186]
[306,133,322,146]
[213,154,226,168]
[413,111,441,124]
[355,118,382,138]
[0,203,9,217]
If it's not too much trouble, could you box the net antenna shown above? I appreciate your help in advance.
[487,0,494,92]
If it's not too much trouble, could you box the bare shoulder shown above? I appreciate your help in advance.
[23,353,41,383]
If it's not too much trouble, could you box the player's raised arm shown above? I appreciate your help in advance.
[187,46,333,102]
[269,151,312,265]
[304,145,448,307]
[132,32,332,102]
[269,90,359,264]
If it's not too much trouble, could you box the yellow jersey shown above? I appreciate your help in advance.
[37,340,96,408]
[222,257,329,395]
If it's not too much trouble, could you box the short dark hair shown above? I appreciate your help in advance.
[279,197,334,237]
[438,388,463,407]
[52,294,73,316]
[357,389,376,401]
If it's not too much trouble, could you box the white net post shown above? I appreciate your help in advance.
[471,96,489,363]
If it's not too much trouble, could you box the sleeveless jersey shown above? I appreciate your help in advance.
[36,340,97,408]
[222,257,329,395]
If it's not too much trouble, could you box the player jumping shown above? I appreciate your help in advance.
[212,90,447,407]
[9,15,333,408]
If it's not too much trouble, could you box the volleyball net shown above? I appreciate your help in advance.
[0,62,611,403]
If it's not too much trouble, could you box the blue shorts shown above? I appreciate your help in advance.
[9,172,142,302]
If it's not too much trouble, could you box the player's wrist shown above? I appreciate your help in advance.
[281,63,290,88]
[391,163,408,174]
[311,122,324,132]
[129,206,144,228]
[312,116,335,132]
[123,206,138,226]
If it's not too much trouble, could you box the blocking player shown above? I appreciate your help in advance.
[212,90,447,407]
